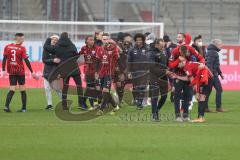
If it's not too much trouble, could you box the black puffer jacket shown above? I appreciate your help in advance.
[206,44,222,76]
[42,38,58,79]
[44,36,80,77]
[192,44,206,58]
[149,47,168,80]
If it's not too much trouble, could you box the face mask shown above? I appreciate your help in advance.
[198,42,203,47]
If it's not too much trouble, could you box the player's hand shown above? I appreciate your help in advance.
[170,74,178,79]
[193,85,198,92]
[166,71,176,78]
[178,62,185,68]
[95,72,99,80]
[195,93,200,101]
[178,56,186,61]
[2,71,8,77]
[127,73,132,79]
[115,67,120,72]
[119,73,125,81]
[32,73,40,80]
[53,58,61,64]
[198,63,205,69]
[166,41,171,48]
[220,74,224,80]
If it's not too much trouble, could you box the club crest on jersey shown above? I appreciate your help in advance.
[87,55,91,60]
[102,55,108,63]
[92,51,95,55]
[103,55,107,60]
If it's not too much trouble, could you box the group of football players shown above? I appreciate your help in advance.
[2,31,226,123]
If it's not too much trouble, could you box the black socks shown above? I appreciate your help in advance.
[5,90,15,108]
[20,91,27,110]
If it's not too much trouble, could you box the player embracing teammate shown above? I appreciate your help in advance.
[168,33,205,122]
[171,45,213,122]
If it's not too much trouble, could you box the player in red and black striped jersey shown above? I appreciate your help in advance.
[168,33,205,122]
[80,35,102,110]
[172,45,212,122]
[95,33,120,115]
[2,33,39,112]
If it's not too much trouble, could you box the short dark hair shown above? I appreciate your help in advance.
[85,35,94,44]
[60,32,68,38]
[194,35,202,42]
[178,33,186,38]
[163,35,170,42]
[179,45,188,56]
[134,33,145,42]
[15,33,24,37]
[123,33,132,39]
[154,38,164,44]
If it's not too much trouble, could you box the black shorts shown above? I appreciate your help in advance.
[9,75,25,86]
[99,76,111,89]
[85,75,96,88]
[199,85,209,95]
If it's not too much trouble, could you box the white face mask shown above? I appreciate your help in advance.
[198,42,203,47]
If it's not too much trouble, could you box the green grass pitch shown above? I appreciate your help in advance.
[0,89,239,160]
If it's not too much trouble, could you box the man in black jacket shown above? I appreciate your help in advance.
[42,35,62,110]
[163,35,177,102]
[44,32,87,110]
[205,39,227,112]
[149,38,170,121]
[127,33,151,110]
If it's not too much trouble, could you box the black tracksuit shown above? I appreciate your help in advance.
[149,47,168,118]
[42,38,58,80]
[127,44,151,107]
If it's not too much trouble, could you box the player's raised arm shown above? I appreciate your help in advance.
[168,47,181,69]
[189,46,205,63]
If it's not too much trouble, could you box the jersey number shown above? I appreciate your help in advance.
[11,50,16,62]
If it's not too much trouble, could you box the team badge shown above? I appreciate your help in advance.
[103,55,107,60]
